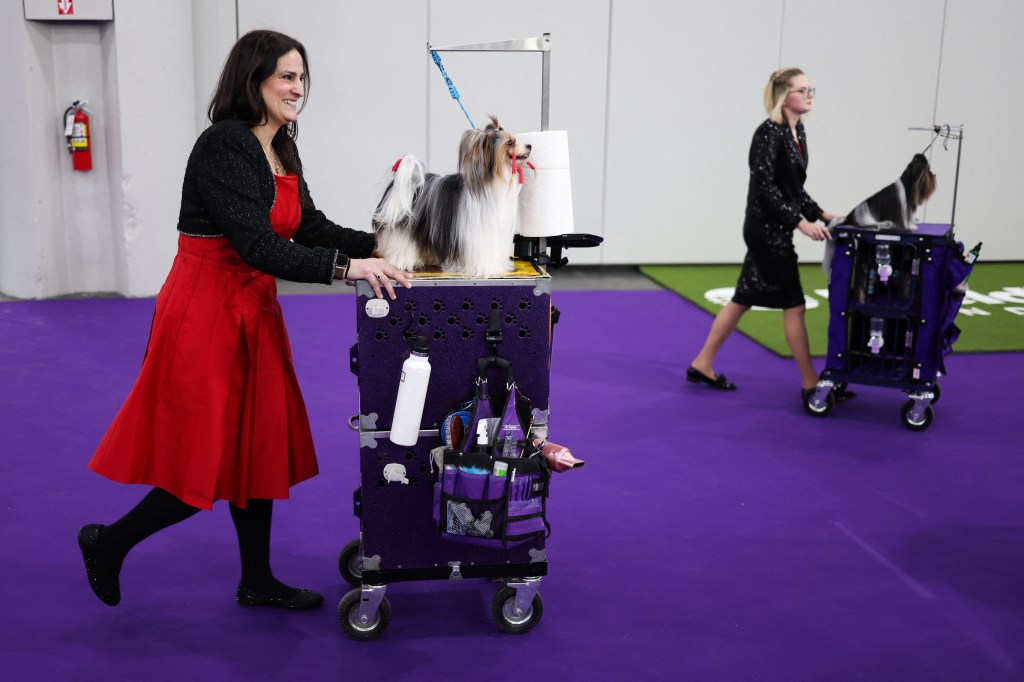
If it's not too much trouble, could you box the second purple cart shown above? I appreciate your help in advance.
[805,222,977,430]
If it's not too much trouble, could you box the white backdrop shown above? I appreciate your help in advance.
[1,0,1019,298]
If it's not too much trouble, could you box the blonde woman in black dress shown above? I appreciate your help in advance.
[688,68,850,403]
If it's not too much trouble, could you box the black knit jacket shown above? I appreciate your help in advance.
[176,119,376,284]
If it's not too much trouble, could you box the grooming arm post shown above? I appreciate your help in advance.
[910,124,964,229]
[950,125,963,230]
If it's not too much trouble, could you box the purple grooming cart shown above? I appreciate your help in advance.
[805,223,977,430]
[337,262,554,639]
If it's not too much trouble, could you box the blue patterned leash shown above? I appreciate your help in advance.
[430,50,475,129]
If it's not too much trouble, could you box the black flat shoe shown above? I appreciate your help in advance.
[686,365,737,391]
[236,584,324,610]
[833,387,857,403]
[78,524,120,606]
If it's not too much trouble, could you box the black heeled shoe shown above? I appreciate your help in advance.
[686,365,737,391]
[236,584,324,610]
[77,524,121,606]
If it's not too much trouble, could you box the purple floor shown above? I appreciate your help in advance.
[1,290,1021,680]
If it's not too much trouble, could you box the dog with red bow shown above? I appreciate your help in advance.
[372,116,533,277]
[842,153,937,230]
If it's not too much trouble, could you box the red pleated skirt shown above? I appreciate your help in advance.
[89,174,317,509]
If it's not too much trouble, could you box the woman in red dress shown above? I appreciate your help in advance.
[78,30,410,609]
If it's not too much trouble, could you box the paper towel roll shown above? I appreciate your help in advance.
[518,130,571,170]
[519,168,575,237]
[517,130,574,237]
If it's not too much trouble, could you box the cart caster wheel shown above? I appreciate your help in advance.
[930,383,941,404]
[338,589,391,641]
[338,539,362,587]
[900,400,934,431]
[804,389,835,417]
[491,586,543,634]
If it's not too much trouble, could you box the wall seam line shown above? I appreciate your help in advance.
[599,0,614,263]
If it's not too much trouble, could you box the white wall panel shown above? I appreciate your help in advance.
[191,0,237,136]
[0,12,117,298]
[52,24,117,294]
[933,0,1024,259]
[604,1,783,264]
[1,16,62,299]
[782,0,946,264]
[108,0,197,297]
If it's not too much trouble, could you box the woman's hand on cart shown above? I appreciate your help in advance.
[344,258,412,299]
[798,219,831,242]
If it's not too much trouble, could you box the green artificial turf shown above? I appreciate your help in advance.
[640,262,1024,357]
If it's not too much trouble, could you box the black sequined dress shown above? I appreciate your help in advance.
[732,119,824,309]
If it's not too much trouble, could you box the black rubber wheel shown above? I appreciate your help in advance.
[337,588,391,641]
[338,539,362,587]
[900,400,934,431]
[930,383,941,405]
[804,389,835,417]
[490,586,543,634]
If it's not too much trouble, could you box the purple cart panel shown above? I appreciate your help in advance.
[352,269,551,573]
[353,271,551,432]
[825,224,959,386]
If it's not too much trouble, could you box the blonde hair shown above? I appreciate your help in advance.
[764,67,804,124]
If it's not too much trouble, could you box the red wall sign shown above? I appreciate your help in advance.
[58,0,74,15]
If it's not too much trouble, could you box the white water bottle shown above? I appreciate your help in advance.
[389,335,431,446]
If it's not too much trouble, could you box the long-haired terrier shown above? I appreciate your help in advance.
[372,116,532,277]
[843,153,937,230]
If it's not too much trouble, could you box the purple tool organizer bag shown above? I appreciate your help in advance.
[436,449,550,548]
[933,242,976,366]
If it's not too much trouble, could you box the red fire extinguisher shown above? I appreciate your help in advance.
[63,100,92,171]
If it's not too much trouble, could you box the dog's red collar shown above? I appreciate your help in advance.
[512,159,536,185]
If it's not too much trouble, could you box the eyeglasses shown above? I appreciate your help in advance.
[789,87,816,99]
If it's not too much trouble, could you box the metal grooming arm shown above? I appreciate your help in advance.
[428,34,602,267]
[427,34,551,131]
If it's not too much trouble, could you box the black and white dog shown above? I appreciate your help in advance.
[842,153,937,230]
[372,116,533,277]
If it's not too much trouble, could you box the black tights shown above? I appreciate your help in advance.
[100,487,297,597]
[228,498,297,596]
